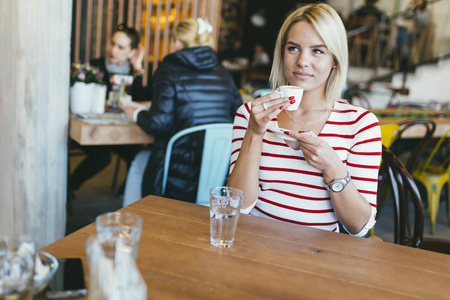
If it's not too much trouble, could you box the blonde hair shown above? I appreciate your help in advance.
[269,3,348,107]
[171,18,214,49]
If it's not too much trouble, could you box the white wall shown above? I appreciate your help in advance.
[0,0,72,247]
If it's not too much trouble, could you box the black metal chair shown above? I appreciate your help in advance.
[376,119,435,219]
[392,119,436,174]
[380,146,450,254]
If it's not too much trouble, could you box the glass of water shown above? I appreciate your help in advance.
[209,187,244,248]
[95,212,143,261]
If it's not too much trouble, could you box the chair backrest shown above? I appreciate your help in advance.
[392,119,436,173]
[252,88,272,99]
[381,146,450,254]
[381,146,424,247]
[161,123,234,206]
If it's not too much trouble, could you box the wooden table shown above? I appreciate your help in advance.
[40,196,450,300]
[70,117,154,145]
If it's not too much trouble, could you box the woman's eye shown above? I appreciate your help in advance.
[287,46,298,53]
[313,49,324,54]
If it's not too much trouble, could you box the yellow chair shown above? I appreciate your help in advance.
[380,124,401,148]
[413,129,450,234]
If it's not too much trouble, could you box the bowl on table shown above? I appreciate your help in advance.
[33,251,59,295]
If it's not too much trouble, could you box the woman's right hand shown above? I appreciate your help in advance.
[247,92,295,136]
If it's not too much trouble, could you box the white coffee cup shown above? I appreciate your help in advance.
[277,85,303,111]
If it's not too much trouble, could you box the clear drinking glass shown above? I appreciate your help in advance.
[95,212,143,261]
[209,187,244,247]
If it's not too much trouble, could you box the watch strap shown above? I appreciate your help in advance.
[325,172,351,192]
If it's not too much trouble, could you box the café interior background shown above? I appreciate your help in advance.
[1,0,450,247]
[71,0,450,75]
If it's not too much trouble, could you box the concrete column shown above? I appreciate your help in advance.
[0,0,72,247]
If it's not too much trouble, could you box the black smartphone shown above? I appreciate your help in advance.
[45,258,87,299]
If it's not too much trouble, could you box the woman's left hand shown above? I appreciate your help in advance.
[289,130,343,176]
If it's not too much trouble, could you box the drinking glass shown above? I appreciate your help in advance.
[210,187,244,247]
[95,212,143,261]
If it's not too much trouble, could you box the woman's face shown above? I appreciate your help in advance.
[108,32,134,65]
[283,21,334,97]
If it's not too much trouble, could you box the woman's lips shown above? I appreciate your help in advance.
[293,71,312,80]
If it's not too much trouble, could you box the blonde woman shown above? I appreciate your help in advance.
[228,3,381,236]
[122,18,242,205]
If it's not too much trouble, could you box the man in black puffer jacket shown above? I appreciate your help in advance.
[122,18,243,204]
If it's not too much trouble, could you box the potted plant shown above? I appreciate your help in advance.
[70,63,107,114]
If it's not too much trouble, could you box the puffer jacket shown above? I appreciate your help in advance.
[137,46,242,203]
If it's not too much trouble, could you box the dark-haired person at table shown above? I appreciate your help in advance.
[122,18,242,206]
[90,23,152,100]
[227,3,382,237]
[69,24,150,193]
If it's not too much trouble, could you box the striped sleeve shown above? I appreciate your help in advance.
[230,102,251,173]
[325,101,381,209]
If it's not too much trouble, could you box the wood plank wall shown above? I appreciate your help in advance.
[72,0,223,86]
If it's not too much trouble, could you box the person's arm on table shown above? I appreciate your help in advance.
[124,67,176,137]
[123,106,142,122]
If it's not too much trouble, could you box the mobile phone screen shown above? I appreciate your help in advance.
[46,258,87,298]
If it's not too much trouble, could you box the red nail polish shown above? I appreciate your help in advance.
[289,96,295,100]
[279,105,284,110]
[290,100,296,104]
[284,131,290,135]
[298,131,305,133]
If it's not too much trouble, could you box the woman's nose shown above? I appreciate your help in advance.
[297,52,311,67]
[110,44,119,55]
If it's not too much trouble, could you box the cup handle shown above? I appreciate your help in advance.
[274,91,283,98]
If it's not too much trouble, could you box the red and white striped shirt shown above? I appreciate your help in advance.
[230,100,382,234]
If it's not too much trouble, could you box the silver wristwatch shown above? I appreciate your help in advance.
[325,172,351,193]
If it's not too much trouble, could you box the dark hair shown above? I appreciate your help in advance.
[115,24,140,49]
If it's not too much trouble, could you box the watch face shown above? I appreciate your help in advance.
[332,182,344,192]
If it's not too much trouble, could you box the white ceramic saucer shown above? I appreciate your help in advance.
[268,126,298,141]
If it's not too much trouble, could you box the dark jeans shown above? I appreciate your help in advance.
[69,143,142,190]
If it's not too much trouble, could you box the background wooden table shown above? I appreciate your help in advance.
[372,107,450,138]
[377,117,450,138]
[41,196,450,299]
[70,117,154,145]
